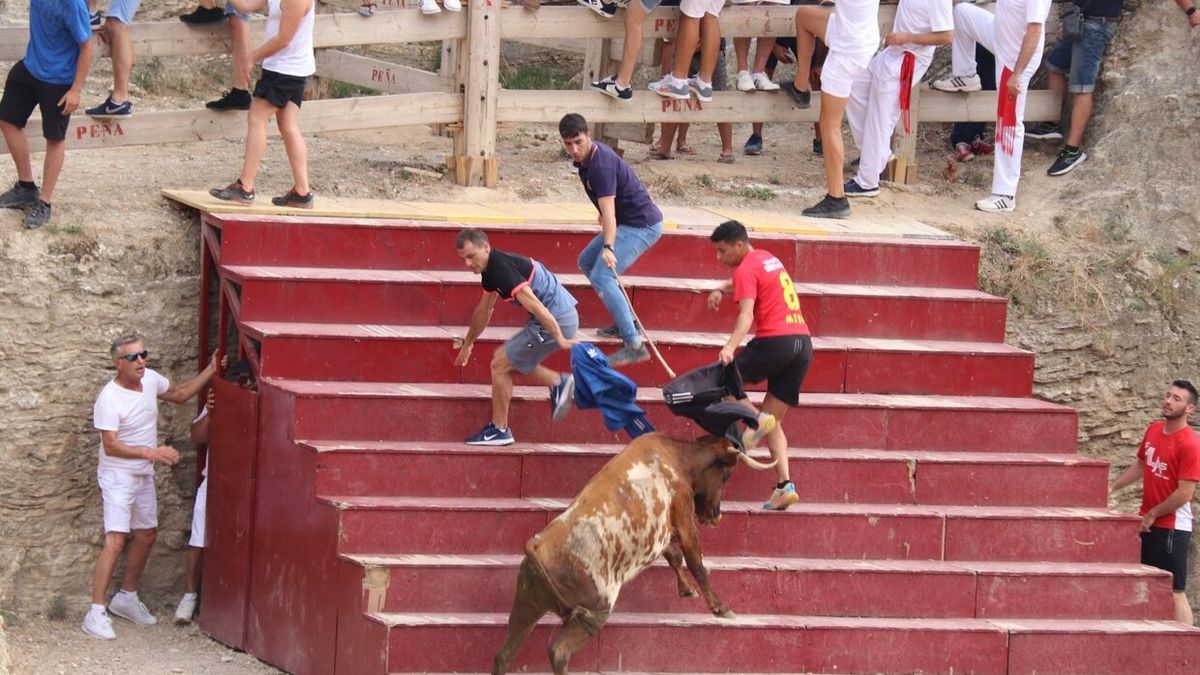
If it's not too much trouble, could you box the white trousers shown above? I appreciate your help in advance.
[949,3,1043,197]
[846,49,930,190]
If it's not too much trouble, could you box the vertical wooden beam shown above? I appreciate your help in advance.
[885,82,921,184]
[456,0,500,187]
[433,38,459,138]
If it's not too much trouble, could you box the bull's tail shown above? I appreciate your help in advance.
[523,539,609,634]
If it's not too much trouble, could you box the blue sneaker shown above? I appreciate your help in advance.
[86,96,133,119]
[464,422,514,446]
[743,133,763,156]
[649,77,690,101]
[550,374,575,422]
[687,76,713,102]
[843,179,879,198]
[763,482,799,511]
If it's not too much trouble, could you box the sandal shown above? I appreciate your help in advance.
[718,153,735,164]
[676,145,697,155]
[356,2,377,16]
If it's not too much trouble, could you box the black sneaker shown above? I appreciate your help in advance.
[210,180,255,205]
[812,138,823,157]
[206,88,252,111]
[591,78,632,101]
[0,182,39,209]
[1047,148,1088,176]
[272,188,314,209]
[180,5,226,24]
[802,194,850,220]
[779,81,811,109]
[85,96,132,119]
[23,200,51,229]
[1025,122,1063,140]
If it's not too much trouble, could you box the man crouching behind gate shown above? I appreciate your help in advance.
[492,432,777,674]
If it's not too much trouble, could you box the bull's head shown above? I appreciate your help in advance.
[692,439,778,527]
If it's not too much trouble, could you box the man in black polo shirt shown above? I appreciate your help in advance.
[560,113,664,368]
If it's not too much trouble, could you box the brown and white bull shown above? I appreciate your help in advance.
[491,432,777,674]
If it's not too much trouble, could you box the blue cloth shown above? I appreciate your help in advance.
[25,0,92,86]
[570,343,654,439]
[575,141,663,227]
[577,221,663,347]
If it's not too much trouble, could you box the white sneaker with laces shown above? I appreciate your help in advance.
[175,592,198,624]
[975,194,1016,213]
[735,70,754,92]
[931,74,982,92]
[443,0,462,10]
[752,72,780,91]
[109,592,158,625]
[420,0,442,14]
[82,608,116,640]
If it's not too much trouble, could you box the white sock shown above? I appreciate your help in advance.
[117,589,137,599]
[91,603,106,614]
[181,592,198,600]
[697,78,712,89]
[670,75,688,88]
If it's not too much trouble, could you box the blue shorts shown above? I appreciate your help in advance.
[1045,19,1118,94]
[105,0,142,25]
[226,3,252,22]
[639,0,664,10]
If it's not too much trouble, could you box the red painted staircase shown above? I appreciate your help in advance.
[194,212,1200,674]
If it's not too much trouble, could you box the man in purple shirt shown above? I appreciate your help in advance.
[560,113,664,367]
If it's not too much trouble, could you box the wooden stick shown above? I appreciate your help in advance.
[615,276,676,379]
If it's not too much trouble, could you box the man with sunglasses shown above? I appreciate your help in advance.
[83,334,218,640]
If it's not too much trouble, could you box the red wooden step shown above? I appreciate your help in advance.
[319,495,1139,562]
[273,380,1079,453]
[206,213,982,288]
[224,266,1008,341]
[341,553,1174,620]
[304,441,1109,508]
[244,321,1035,396]
[370,613,1200,673]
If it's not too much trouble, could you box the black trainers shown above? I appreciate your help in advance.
[206,88,252,111]
[180,5,226,25]
[271,188,314,209]
[210,180,255,205]
[0,182,39,209]
[1047,147,1088,176]
[1025,122,1063,140]
[802,194,850,220]
[780,81,811,109]
[591,78,632,101]
[23,200,51,229]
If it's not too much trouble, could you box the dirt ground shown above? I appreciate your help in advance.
[1,0,1198,672]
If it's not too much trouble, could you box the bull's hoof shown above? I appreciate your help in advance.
[714,608,737,619]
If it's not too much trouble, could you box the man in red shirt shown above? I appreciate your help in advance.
[1110,379,1200,625]
[707,220,813,510]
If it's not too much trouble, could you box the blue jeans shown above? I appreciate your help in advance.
[1045,20,1119,94]
[578,221,664,347]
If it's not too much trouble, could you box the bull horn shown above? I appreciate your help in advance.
[736,451,778,471]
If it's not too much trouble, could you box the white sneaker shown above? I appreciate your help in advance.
[975,194,1016,213]
[443,0,461,10]
[82,609,116,640]
[735,70,755,92]
[931,74,982,92]
[109,592,158,625]
[175,592,198,624]
[420,0,441,14]
[752,72,780,91]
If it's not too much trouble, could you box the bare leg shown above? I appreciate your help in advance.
[671,17,700,80]
[275,102,310,195]
[184,547,202,594]
[229,15,252,91]
[238,97,276,191]
[734,37,752,74]
[615,2,648,88]
[752,37,777,73]
[792,7,829,90]
[0,120,34,183]
[105,19,134,103]
[662,545,696,597]
[718,122,732,155]
[120,528,157,592]
[490,347,516,429]
[820,94,851,197]
[676,123,689,150]
[759,394,792,484]
[658,123,679,158]
[549,614,600,675]
[1066,92,1092,148]
[39,139,66,202]
[1173,592,1195,626]
[698,14,721,83]
[91,532,128,604]
[752,122,764,137]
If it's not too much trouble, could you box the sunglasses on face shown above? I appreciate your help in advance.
[119,350,149,363]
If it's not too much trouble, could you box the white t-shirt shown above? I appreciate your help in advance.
[994,0,1051,68]
[888,0,955,67]
[94,369,170,475]
[825,0,882,59]
[194,405,209,478]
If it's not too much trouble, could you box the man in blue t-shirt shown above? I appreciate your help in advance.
[0,0,94,229]
[560,113,664,368]
[453,228,580,446]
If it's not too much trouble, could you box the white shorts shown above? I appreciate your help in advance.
[105,0,143,25]
[820,49,872,99]
[98,469,158,533]
[680,0,725,18]
[188,477,208,548]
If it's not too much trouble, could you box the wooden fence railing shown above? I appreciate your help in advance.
[1,4,1061,186]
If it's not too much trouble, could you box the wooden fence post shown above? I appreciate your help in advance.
[884,82,920,184]
[433,38,460,138]
[454,0,500,187]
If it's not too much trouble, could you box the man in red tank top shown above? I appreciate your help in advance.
[1110,379,1199,625]
[707,220,813,511]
